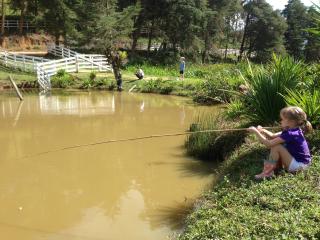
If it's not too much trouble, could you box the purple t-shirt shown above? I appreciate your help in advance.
[280,128,311,164]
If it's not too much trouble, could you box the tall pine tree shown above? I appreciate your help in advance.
[283,0,308,59]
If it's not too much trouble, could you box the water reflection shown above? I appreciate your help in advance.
[0,91,217,240]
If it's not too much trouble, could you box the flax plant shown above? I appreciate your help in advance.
[241,55,307,124]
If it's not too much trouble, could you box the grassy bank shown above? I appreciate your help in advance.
[179,56,320,239]
[50,63,245,104]
[0,62,245,105]
[0,66,36,86]
[178,131,320,239]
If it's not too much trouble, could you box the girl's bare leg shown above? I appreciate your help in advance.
[269,144,293,170]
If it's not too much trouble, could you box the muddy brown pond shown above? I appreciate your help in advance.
[0,90,218,240]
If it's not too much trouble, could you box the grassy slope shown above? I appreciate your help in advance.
[178,132,320,239]
[0,66,36,85]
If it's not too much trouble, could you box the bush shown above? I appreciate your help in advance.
[159,81,174,94]
[224,99,246,120]
[89,71,97,81]
[284,89,320,127]
[241,55,308,124]
[51,70,73,88]
[192,79,233,105]
[185,114,247,161]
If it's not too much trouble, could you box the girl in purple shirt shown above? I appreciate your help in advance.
[248,106,312,180]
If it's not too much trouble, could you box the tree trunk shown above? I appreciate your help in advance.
[147,20,155,54]
[55,33,60,45]
[224,42,228,60]
[239,13,250,61]
[34,0,38,16]
[131,15,144,52]
[19,1,28,35]
[1,0,5,36]
[202,31,209,64]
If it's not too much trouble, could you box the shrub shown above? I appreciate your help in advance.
[241,55,307,124]
[224,99,246,120]
[185,114,247,161]
[192,79,233,105]
[138,79,163,93]
[159,81,174,94]
[284,89,320,127]
[89,71,97,81]
[51,69,73,88]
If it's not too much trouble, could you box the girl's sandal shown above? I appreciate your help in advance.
[255,160,278,180]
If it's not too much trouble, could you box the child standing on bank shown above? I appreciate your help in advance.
[248,106,312,180]
[179,57,185,80]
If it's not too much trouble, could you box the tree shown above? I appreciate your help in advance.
[283,0,308,59]
[10,0,29,35]
[88,0,139,89]
[305,5,320,61]
[1,0,6,36]
[240,0,287,62]
[37,0,80,44]
[208,0,243,61]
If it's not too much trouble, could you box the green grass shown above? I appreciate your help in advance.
[178,131,320,239]
[0,66,36,84]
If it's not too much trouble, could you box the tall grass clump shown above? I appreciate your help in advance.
[284,89,320,128]
[240,55,307,124]
[185,113,247,161]
[137,78,175,94]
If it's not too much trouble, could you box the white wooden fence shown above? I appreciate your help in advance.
[0,20,34,30]
[37,45,112,90]
[0,45,113,90]
[0,49,49,72]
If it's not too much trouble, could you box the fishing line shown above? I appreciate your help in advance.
[18,127,279,160]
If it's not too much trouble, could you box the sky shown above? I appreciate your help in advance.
[266,0,314,10]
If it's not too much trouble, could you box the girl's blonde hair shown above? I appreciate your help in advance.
[280,106,313,133]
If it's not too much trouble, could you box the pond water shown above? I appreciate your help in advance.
[0,90,218,240]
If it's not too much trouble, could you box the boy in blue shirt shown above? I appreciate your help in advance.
[179,57,185,80]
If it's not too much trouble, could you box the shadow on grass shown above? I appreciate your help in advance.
[176,158,219,178]
[148,198,196,230]
[213,144,269,187]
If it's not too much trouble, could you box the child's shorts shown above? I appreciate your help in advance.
[288,158,310,172]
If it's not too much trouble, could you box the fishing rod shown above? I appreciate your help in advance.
[18,126,279,160]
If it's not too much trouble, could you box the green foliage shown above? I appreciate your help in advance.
[244,0,287,62]
[283,0,309,59]
[89,71,97,81]
[224,99,245,120]
[179,132,320,239]
[305,5,320,61]
[137,78,173,95]
[80,78,92,89]
[185,114,247,161]
[37,0,81,43]
[51,69,73,88]
[241,55,307,124]
[284,89,320,127]
[192,79,233,105]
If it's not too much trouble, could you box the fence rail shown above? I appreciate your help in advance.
[0,49,49,72]
[0,20,34,29]
[0,45,113,90]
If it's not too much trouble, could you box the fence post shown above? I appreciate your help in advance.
[14,55,17,69]
[23,55,26,71]
[4,53,7,67]
[75,55,79,73]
